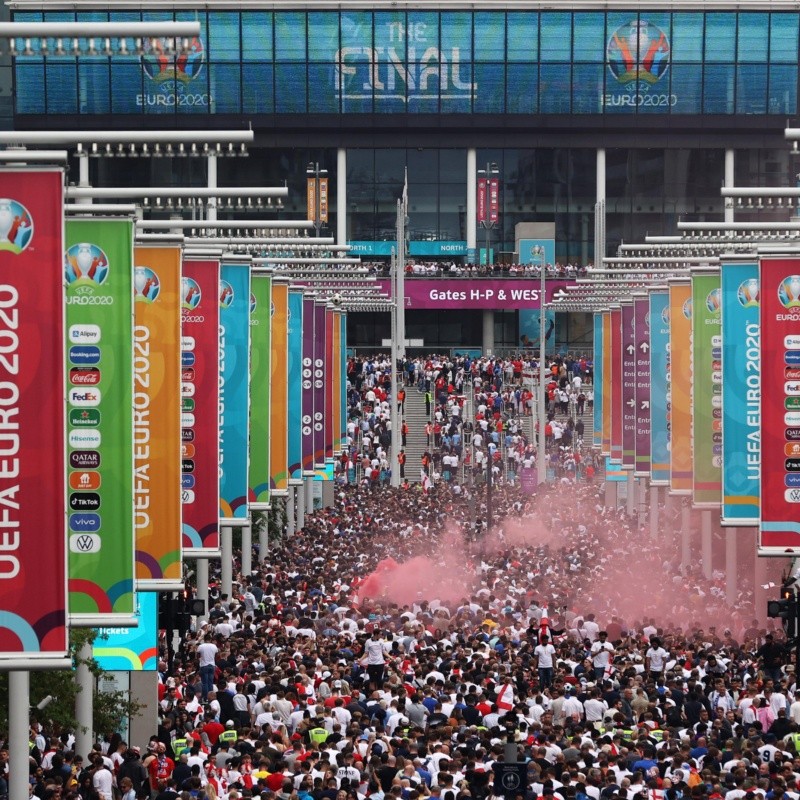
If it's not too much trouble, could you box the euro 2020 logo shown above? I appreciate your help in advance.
[141,36,205,84]
[682,297,692,321]
[779,276,800,309]
[737,278,759,308]
[705,288,721,315]
[250,292,257,315]
[65,243,109,286]
[134,266,161,303]
[219,280,234,309]
[607,20,670,86]
[181,276,202,310]
[0,198,33,254]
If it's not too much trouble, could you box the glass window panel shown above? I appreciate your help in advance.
[669,64,702,113]
[736,64,767,114]
[473,63,505,112]
[274,64,307,111]
[208,63,240,112]
[671,13,703,62]
[242,64,274,113]
[46,62,77,114]
[308,12,339,61]
[341,11,372,50]
[177,66,210,115]
[572,63,603,113]
[737,13,768,62]
[573,12,605,62]
[375,150,406,184]
[540,13,571,62]
[705,13,736,62]
[440,70,472,115]
[275,12,306,61]
[473,12,505,62]
[78,62,110,113]
[506,64,538,113]
[539,64,572,113]
[771,14,799,63]
[110,61,143,113]
[408,73,439,114]
[439,150,466,184]
[507,12,537,62]
[407,148,438,181]
[768,65,797,114]
[308,64,339,112]
[208,12,239,62]
[15,62,45,113]
[374,10,405,54]
[703,63,735,113]
[241,13,272,62]
[441,12,472,61]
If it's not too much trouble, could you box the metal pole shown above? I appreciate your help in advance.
[221,526,233,599]
[305,475,314,513]
[626,471,635,517]
[537,253,547,485]
[486,447,493,533]
[701,509,713,580]
[390,247,400,488]
[296,482,305,530]
[725,528,738,607]
[75,641,94,760]
[241,525,252,580]
[207,154,217,223]
[9,670,30,799]
[649,484,659,540]
[259,512,269,560]
[681,501,691,571]
[286,488,295,536]
[196,558,209,626]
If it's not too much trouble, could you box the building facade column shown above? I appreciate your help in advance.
[482,309,494,354]
[337,147,347,246]
[466,148,477,263]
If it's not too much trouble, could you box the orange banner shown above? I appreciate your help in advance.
[601,311,611,456]
[669,282,693,494]
[270,281,289,493]
[133,247,183,589]
[307,178,316,223]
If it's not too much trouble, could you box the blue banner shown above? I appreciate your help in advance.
[593,313,603,450]
[219,263,251,521]
[94,592,157,671]
[288,289,304,481]
[347,240,467,257]
[721,261,760,525]
[649,291,670,485]
[518,238,556,267]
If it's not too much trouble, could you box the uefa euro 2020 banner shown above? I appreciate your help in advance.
[620,301,636,470]
[181,260,220,555]
[287,288,304,481]
[269,281,289,494]
[648,291,670,485]
[65,218,136,625]
[609,307,622,464]
[633,296,651,477]
[721,261,760,526]
[133,246,183,590]
[593,313,603,451]
[668,282,693,495]
[249,273,271,508]
[601,311,611,456]
[0,169,70,666]
[94,591,158,671]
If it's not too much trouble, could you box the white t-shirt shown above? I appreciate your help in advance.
[646,647,669,672]
[197,642,218,667]
[535,643,556,668]
[591,641,614,668]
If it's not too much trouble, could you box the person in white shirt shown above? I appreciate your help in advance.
[534,636,557,688]
[590,631,614,679]
[646,639,669,679]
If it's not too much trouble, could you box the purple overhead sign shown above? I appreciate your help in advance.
[377,279,575,310]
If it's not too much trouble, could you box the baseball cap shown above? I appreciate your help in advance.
[226,720,235,728]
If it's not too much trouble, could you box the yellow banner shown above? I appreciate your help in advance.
[133,247,183,587]
[270,282,289,492]
[601,311,611,456]
[669,282,693,494]
[307,178,316,223]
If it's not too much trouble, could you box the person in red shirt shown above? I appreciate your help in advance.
[203,717,224,746]
[147,743,174,794]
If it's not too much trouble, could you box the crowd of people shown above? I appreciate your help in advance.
[362,262,591,279]
[13,474,792,800]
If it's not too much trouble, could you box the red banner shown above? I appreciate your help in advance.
[0,169,68,664]
[477,177,487,224]
[181,260,220,555]
[760,258,800,552]
[610,307,623,463]
[489,178,500,224]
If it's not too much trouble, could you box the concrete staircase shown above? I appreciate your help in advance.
[400,387,430,482]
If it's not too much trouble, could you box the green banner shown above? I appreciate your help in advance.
[65,219,136,624]
[691,272,722,508]
[249,274,271,506]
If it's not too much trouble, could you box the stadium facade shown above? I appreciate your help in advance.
[8,0,796,353]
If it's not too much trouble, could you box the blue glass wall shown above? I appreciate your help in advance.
[13,9,799,116]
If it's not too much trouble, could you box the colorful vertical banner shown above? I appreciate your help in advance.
[94,592,158,671]
[633,295,651,477]
[691,272,722,508]
[721,261,760,525]
[649,291,670,485]
[288,288,304,481]
[180,260,220,555]
[601,311,611,456]
[759,258,800,552]
[249,273,271,508]
[340,312,348,451]
[488,178,500,223]
[621,302,636,469]
[668,282,693,495]
[609,307,622,463]
[319,178,329,223]
[313,301,327,467]
[477,177,487,224]
[301,295,315,474]
[269,281,289,494]
[325,307,336,462]
[0,169,69,666]
[133,246,182,589]
[65,218,135,624]
[219,262,251,523]
[593,313,603,450]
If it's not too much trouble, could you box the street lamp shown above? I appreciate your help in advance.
[307,162,329,237]
[477,162,500,267]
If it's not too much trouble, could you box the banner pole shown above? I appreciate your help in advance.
[241,525,252,580]
[259,515,269,560]
[196,558,209,626]
[296,483,305,530]
[9,670,30,800]
[220,527,233,600]
[286,488,295,536]
[75,641,94,761]
[650,484,659,540]
[726,528,738,607]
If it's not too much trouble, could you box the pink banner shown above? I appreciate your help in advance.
[489,178,500,223]
[477,178,487,224]
[377,279,574,310]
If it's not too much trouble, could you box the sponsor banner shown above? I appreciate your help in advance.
[301,296,315,473]
[518,238,556,268]
[133,247,182,586]
[669,282,693,494]
[269,282,289,492]
[306,177,316,223]
[621,302,636,469]
[93,591,158,671]
[649,291,670,484]
[287,289,304,480]
[633,296,651,476]
[691,273,722,507]
[219,263,251,521]
[609,308,622,463]
[477,177,487,224]
[65,219,135,621]
[0,169,68,663]
[721,262,760,525]
[180,260,220,552]
[325,308,336,461]
[319,177,329,223]
[592,313,603,450]
[340,312,348,450]
[760,259,800,551]
[249,274,271,506]
[375,279,575,310]
[313,302,327,466]
[488,178,500,223]
[601,311,611,456]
